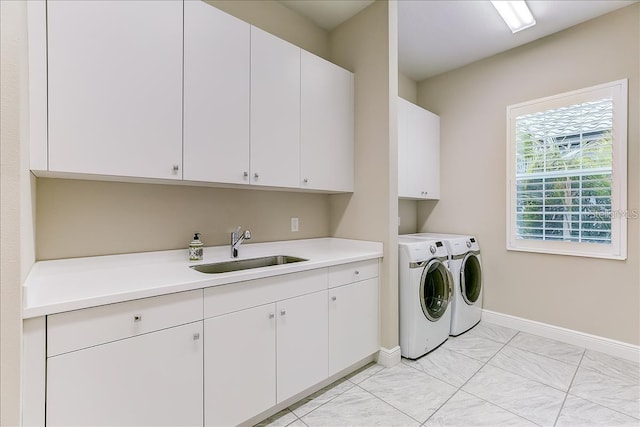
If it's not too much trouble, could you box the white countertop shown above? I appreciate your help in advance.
[23,238,383,318]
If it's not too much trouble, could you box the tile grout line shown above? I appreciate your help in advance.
[564,350,640,422]
[345,366,428,424]
[398,358,468,426]
[407,327,529,426]
[552,348,586,427]
[286,366,377,424]
[351,382,427,425]
[425,331,548,426]
[484,331,586,395]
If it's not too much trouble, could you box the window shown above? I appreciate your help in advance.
[506,80,628,259]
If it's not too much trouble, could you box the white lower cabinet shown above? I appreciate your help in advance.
[276,291,328,403]
[41,260,379,427]
[204,303,276,426]
[46,321,203,427]
[203,287,328,426]
[329,278,380,376]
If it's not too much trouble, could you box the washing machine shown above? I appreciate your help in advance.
[398,236,453,359]
[405,233,483,336]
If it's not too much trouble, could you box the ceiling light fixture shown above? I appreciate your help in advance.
[490,0,536,33]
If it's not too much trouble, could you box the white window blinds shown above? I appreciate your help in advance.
[506,79,628,260]
[515,99,613,244]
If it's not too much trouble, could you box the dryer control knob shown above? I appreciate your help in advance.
[429,245,436,254]
[466,241,472,248]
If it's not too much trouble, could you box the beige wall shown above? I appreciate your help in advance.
[36,2,333,260]
[398,72,417,103]
[329,1,399,350]
[207,0,330,60]
[1,0,33,424]
[37,179,330,259]
[418,4,640,344]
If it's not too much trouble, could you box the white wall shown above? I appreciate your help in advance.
[418,4,640,345]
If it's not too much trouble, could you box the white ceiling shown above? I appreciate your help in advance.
[279,0,636,82]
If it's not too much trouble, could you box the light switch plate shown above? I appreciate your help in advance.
[291,217,299,232]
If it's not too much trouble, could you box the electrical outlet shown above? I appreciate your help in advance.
[291,217,299,232]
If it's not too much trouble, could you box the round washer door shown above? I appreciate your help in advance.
[419,259,452,321]
[460,253,482,305]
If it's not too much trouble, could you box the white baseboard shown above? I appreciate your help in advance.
[376,346,401,367]
[482,309,640,363]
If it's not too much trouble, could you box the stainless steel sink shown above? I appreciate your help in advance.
[190,255,308,274]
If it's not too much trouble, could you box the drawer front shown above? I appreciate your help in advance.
[204,268,327,319]
[47,289,203,356]
[328,259,379,288]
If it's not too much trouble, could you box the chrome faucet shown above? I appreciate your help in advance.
[230,226,251,258]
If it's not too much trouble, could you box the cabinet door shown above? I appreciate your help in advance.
[398,98,411,197]
[409,104,440,199]
[47,1,183,180]
[46,322,203,427]
[329,278,379,376]
[183,2,250,184]
[423,109,441,199]
[300,51,354,192]
[276,291,328,403]
[204,304,276,426]
[250,26,301,188]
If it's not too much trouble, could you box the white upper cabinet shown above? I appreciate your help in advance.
[46,1,183,180]
[398,97,441,200]
[31,1,353,192]
[300,51,354,192]
[250,26,301,189]
[183,1,250,184]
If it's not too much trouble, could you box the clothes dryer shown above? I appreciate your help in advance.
[398,236,453,359]
[405,233,483,336]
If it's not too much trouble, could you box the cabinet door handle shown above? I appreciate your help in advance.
[243,171,249,178]
[172,164,180,172]
[354,270,360,275]
[303,178,308,184]
[280,310,286,316]
[331,296,337,301]
[133,315,142,322]
[269,313,275,319]
[193,333,200,341]
[254,173,259,179]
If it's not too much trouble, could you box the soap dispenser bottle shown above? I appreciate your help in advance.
[189,232,203,261]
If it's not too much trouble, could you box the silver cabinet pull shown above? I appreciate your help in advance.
[172,164,180,172]
[280,310,286,316]
[243,171,249,178]
[133,315,142,322]
[268,313,275,319]
[354,270,360,275]
[254,173,259,179]
[193,333,200,340]
[303,178,308,183]
[331,296,337,301]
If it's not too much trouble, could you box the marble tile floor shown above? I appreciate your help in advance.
[256,322,640,427]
